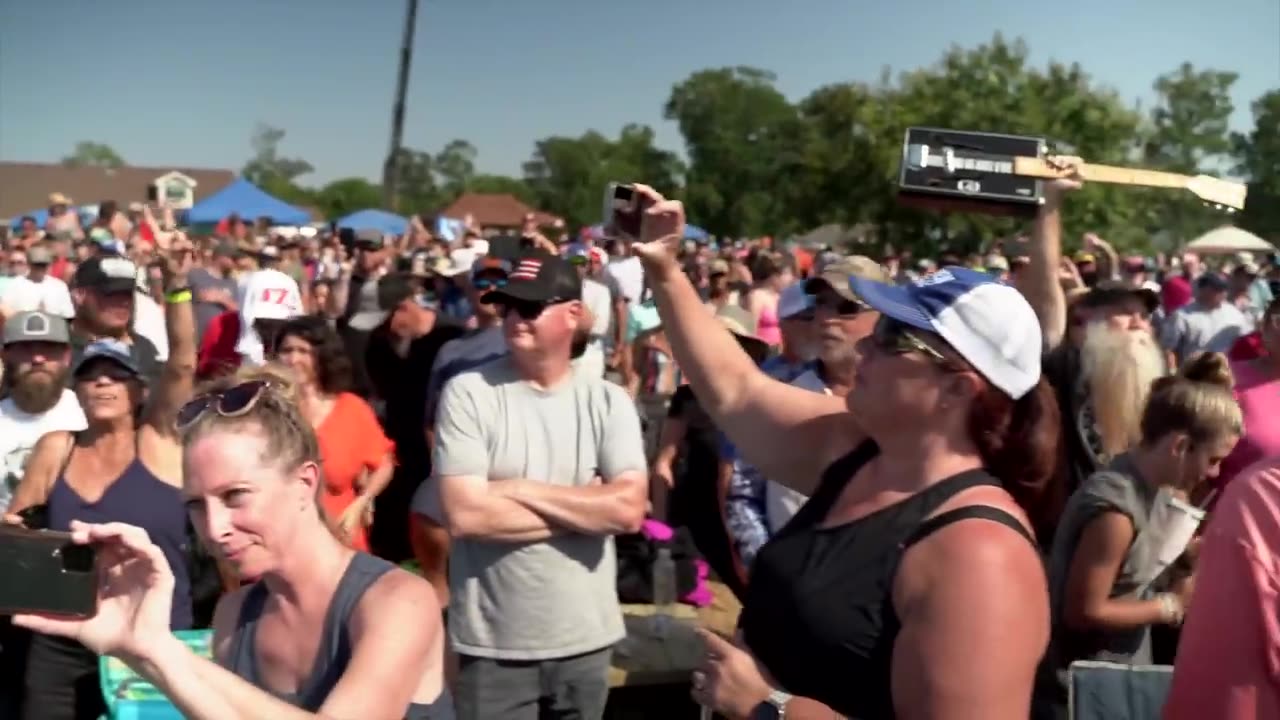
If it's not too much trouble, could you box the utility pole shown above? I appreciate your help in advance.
[381,0,419,210]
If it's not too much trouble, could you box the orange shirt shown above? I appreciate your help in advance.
[315,392,395,552]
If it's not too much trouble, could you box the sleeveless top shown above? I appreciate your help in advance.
[756,303,782,346]
[739,441,1034,719]
[48,435,193,630]
[227,552,453,720]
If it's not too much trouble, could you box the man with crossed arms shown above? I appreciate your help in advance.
[433,250,647,719]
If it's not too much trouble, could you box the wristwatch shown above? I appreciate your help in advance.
[751,689,793,719]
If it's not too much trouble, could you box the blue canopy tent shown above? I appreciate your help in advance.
[9,206,97,230]
[684,224,709,241]
[185,178,310,226]
[336,209,408,236]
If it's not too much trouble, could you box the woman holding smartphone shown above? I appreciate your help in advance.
[12,367,451,720]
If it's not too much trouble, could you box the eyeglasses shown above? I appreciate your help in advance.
[503,299,573,321]
[815,295,864,317]
[75,361,136,384]
[473,278,508,292]
[872,317,947,364]
[176,380,270,431]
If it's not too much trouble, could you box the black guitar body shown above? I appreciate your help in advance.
[897,127,1047,217]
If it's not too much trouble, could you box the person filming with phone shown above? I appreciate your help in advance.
[620,182,1061,719]
[11,365,452,720]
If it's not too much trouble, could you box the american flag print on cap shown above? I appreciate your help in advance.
[511,258,543,281]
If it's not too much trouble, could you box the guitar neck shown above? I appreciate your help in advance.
[1013,156,1190,190]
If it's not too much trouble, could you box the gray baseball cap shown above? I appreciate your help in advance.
[3,311,71,347]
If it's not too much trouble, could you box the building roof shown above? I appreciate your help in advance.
[0,162,237,219]
[440,193,561,229]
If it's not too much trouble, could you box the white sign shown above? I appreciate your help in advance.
[153,171,197,210]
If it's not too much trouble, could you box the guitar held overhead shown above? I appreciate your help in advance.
[897,127,1247,217]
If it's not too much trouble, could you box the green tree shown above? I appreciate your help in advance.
[1234,89,1280,241]
[467,174,536,204]
[391,148,440,215]
[1140,63,1239,246]
[522,125,681,229]
[664,67,798,236]
[433,139,478,201]
[313,177,383,219]
[242,124,314,204]
[62,141,125,168]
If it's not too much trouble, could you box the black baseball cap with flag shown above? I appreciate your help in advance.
[481,251,582,306]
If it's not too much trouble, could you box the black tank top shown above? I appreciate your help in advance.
[739,441,1034,719]
[227,552,453,719]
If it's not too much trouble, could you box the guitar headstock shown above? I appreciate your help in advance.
[1186,175,1247,211]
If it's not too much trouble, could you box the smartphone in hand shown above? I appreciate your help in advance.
[0,525,99,618]
[603,183,650,240]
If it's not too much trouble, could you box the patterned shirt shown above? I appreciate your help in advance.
[723,359,818,569]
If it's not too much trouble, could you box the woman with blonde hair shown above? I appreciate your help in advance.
[14,365,451,719]
[1033,352,1242,718]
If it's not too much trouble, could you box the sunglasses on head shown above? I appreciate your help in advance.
[872,316,947,364]
[175,380,270,432]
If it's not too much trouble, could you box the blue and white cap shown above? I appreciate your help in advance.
[848,267,1042,400]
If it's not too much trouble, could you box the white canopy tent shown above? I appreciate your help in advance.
[1185,226,1275,255]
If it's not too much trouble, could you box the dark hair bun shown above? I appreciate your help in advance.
[1178,352,1234,389]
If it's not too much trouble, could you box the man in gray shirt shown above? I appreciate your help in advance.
[433,251,647,720]
[1160,272,1252,367]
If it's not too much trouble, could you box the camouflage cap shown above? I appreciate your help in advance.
[803,255,887,304]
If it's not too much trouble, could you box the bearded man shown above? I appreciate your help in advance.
[1018,162,1168,518]
[0,311,86,512]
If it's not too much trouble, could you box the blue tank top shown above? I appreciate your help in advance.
[47,437,194,630]
[227,552,453,719]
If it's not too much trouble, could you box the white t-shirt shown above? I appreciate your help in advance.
[132,290,169,361]
[0,390,88,511]
[604,256,644,306]
[1,275,75,319]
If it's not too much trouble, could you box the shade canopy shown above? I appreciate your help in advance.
[336,209,408,236]
[185,178,310,226]
[1185,226,1275,254]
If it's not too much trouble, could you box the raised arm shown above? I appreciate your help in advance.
[144,236,197,437]
[629,185,856,495]
[1013,160,1082,352]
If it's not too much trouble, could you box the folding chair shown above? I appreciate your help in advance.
[98,630,214,720]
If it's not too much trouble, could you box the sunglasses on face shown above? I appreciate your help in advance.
[815,294,864,317]
[872,317,947,363]
[503,300,553,320]
[473,277,508,292]
[176,380,270,431]
[75,361,136,384]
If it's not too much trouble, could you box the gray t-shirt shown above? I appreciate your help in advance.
[1159,299,1252,366]
[432,356,646,660]
[1043,454,1162,681]
[188,267,237,341]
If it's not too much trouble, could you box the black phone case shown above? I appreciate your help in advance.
[0,526,98,618]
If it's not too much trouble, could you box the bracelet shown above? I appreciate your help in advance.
[165,289,193,305]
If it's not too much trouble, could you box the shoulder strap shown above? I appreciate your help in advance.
[226,584,270,679]
[55,432,78,478]
[902,505,1035,550]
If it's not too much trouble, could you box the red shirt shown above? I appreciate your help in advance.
[1229,332,1266,362]
[197,310,242,379]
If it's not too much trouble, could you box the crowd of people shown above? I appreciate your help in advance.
[0,159,1277,720]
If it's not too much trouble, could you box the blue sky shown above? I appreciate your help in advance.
[2,0,1276,185]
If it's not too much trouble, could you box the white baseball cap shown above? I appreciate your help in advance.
[848,267,1042,399]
